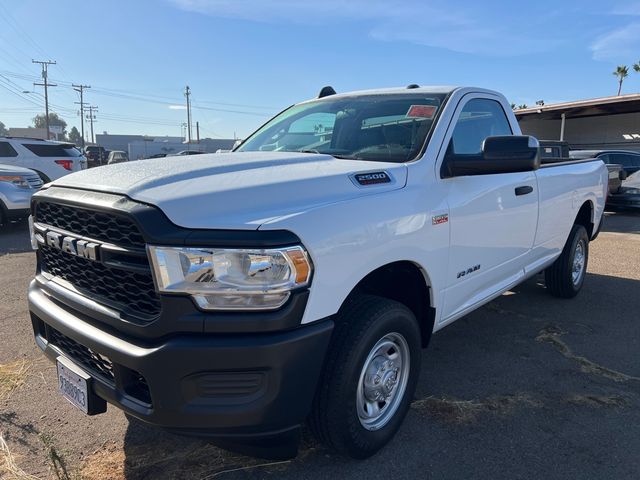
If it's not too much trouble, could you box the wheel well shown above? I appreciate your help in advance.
[347,261,435,348]
[575,201,594,238]
[32,170,51,183]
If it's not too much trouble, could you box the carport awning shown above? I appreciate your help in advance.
[515,94,640,120]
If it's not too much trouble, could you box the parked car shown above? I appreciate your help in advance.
[605,164,627,197]
[607,171,640,209]
[0,137,87,182]
[539,143,625,196]
[539,140,570,160]
[0,164,43,225]
[570,149,640,176]
[84,145,108,168]
[170,150,204,156]
[147,153,167,159]
[107,150,129,165]
[27,85,607,460]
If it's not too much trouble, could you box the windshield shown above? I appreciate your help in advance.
[237,93,446,163]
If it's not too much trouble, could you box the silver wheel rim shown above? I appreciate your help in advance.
[356,332,410,431]
[572,239,586,286]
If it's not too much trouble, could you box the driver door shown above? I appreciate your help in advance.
[439,95,539,322]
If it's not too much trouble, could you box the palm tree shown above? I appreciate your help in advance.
[613,65,629,96]
[634,61,640,77]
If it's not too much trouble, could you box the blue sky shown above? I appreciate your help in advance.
[1,0,640,140]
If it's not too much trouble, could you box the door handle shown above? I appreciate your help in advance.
[515,185,534,196]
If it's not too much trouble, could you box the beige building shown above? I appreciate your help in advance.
[7,127,48,140]
[516,94,640,152]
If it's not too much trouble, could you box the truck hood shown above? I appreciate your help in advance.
[0,163,37,175]
[51,151,408,229]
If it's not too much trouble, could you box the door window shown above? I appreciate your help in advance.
[609,154,634,167]
[448,99,513,155]
[0,141,18,157]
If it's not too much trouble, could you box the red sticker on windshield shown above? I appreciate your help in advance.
[407,105,436,119]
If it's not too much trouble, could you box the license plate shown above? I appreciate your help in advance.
[57,357,90,414]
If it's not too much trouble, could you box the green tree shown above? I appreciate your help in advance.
[0,121,7,136]
[613,65,629,96]
[68,126,82,145]
[634,61,640,77]
[517,104,528,110]
[32,112,67,139]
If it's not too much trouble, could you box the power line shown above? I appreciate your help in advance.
[185,85,192,143]
[73,84,90,147]
[32,59,57,139]
[84,105,98,144]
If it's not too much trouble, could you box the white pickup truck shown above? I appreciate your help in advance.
[28,85,607,459]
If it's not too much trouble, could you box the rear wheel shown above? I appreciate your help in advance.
[545,224,589,298]
[309,294,421,458]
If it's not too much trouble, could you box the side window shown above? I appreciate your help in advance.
[0,141,18,157]
[598,154,610,164]
[628,154,640,167]
[448,98,512,156]
[610,154,632,167]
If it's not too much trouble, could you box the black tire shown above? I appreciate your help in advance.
[545,224,589,298]
[309,294,421,458]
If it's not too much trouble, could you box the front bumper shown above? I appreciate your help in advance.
[607,194,640,209]
[28,280,333,439]
[0,187,34,220]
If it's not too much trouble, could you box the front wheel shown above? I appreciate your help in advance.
[545,224,589,298]
[309,294,421,458]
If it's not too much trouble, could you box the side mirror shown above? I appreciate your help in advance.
[619,169,628,181]
[444,136,541,177]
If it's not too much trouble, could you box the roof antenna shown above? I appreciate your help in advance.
[406,84,420,89]
[318,86,336,98]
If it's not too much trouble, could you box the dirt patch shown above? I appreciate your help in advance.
[411,393,541,423]
[536,326,640,383]
[0,360,31,401]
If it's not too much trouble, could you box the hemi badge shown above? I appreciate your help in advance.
[432,213,448,225]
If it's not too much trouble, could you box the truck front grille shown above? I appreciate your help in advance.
[35,201,145,249]
[45,324,152,406]
[40,244,161,319]
[34,200,161,322]
[48,327,115,385]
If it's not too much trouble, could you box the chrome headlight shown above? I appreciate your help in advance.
[0,175,30,189]
[148,245,312,310]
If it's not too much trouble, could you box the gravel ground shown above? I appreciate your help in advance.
[1,211,639,479]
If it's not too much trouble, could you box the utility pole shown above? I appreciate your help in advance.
[73,84,90,148]
[184,85,192,144]
[196,121,200,143]
[32,60,57,139]
[85,105,98,144]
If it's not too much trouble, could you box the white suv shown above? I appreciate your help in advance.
[0,137,87,183]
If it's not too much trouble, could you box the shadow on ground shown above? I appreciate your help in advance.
[0,219,31,255]
[108,270,640,479]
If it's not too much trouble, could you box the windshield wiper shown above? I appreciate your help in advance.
[298,149,362,160]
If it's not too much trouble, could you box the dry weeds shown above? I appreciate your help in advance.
[412,393,541,423]
[536,326,640,383]
[0,432,40,480]
[0,360,31,401]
